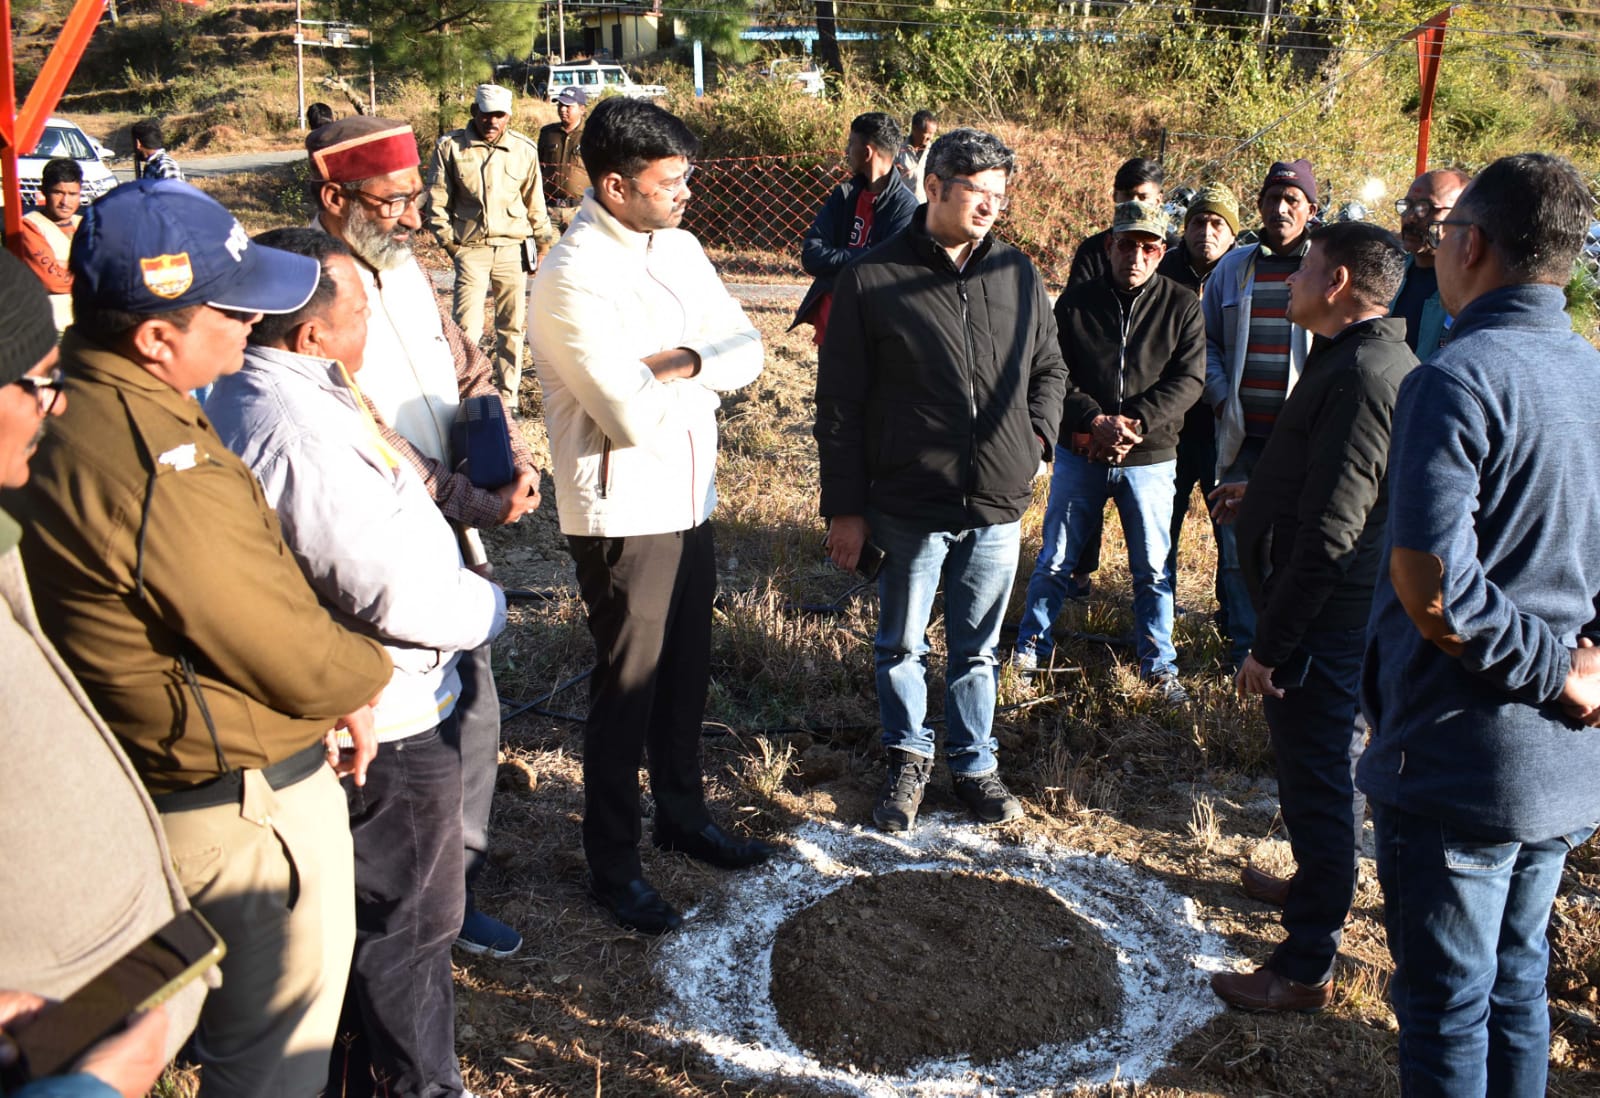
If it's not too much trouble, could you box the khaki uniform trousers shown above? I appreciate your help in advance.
[162,764,355,1098]
[452,243,528,412]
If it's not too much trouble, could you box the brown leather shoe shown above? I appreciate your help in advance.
[1241,863,1292,907]
[1210,967,1333,1012]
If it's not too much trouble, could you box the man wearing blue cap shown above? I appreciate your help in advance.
[4,178,395,1097]
[539,86,590,231]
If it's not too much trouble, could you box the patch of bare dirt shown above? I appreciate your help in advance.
[770,869,1123,1073]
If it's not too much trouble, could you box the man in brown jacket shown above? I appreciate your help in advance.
[538,86,589,230]
[5,179,393,1098]
[0,248,207,1085]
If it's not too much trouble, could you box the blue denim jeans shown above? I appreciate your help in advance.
[1016,449,1178,678]
[1373,803,1595,1098]
[869,511,1019,778]
[1215,438,1263,669]
[1261,626,1366,986]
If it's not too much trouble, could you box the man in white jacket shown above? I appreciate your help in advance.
[529,97,770,936]
[207,229,507,1098]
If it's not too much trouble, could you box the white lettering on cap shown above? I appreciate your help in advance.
[225,221,249,263]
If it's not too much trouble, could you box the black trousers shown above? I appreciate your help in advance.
[1261,626,1368,987]
[444,642,499,909]
[328,721,466,1098]
[569,523,716,887]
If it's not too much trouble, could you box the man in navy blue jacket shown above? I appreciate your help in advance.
[1359,152,1600,1097]
[789,112,918,346]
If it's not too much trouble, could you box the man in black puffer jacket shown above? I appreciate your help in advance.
[1014,200,1204,705]
[1209,220,1414,1014]
[816,127,1066,833]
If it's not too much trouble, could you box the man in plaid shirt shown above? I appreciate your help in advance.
[307,116,539,960]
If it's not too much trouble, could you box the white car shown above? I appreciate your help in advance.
[762,59,825,97]
[539,60,666,103]
[3,116,118,207]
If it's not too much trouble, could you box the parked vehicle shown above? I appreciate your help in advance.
[761,58,825,97]
[535,60,666,103]
[3,116,118,208]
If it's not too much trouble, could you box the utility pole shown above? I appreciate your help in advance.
[295,0,306,130]
[558,0,566,62]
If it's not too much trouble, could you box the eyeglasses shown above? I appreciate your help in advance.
[13,367,64,415]
[942,177,1011,211]
[1396,198,1453,219]
[342,186,425,218]
[628,164,695,199]
[1112,236,1165,257]
[1425,219,1476,249]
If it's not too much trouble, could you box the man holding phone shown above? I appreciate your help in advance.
[310,115,539,960]
[816,128,1066,833]
[5,180,395,1097]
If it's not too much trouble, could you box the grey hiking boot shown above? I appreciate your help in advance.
[1150,673,1190,707]
[952,772,1024,824]
[873,749,934,832]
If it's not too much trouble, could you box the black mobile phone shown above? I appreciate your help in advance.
[854,540,885,581]
[0,909,225,1087]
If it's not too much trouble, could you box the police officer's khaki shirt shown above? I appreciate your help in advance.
[6,332,393,795]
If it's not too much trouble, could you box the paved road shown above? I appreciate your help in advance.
[426,266,803,303]
[112,148,304,183]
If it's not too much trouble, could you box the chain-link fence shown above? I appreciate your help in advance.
[608,142,1600,341]
[680,153,847,283]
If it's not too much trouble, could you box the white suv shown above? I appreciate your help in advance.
[539,61,667,103]
[4,117,118,207]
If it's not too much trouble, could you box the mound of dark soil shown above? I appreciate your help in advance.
[769,869,1123,1073]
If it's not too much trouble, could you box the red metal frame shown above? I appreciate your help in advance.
[1408,6,1455,177]
[2,0,107,257]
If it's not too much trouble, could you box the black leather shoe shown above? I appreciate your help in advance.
[654,821,775,870]
[589,877,683,935]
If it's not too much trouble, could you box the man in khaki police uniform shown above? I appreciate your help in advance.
[5,178,394,1097]
[426,82,560,411]
[538,86,589,230]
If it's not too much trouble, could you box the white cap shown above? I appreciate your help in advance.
[474,83,513,114]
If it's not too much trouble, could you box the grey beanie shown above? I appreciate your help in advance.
[0,249,57,384]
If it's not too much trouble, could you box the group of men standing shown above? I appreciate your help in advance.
[0,86,781,1096]
[2,79,1596,1098]
[806,113,1600,1097]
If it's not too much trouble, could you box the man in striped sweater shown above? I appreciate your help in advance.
[1201,159,1317,670]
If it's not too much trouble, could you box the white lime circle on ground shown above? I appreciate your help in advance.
[653,814,1235,1096]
